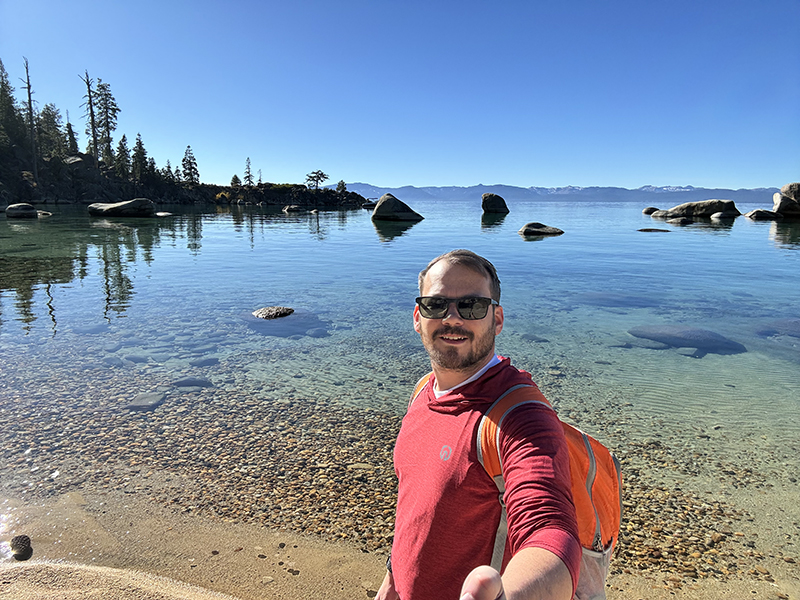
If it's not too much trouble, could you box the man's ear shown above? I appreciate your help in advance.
[494,305,504,335]
[413,304,422,333]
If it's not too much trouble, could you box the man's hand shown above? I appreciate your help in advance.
[460,565,505,600]
[376,570,399,600]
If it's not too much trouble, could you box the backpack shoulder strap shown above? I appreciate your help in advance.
[408,372,433,409]
[476,383,552,478]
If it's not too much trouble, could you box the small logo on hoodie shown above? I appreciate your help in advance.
[440,445,452,461]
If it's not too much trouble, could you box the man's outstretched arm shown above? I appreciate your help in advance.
[459,547,573,600]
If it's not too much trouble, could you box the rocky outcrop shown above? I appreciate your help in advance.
[5,203,38,218]
[87,198,156,217]
[773,187,800,218]
[745,209,783,221]
[650,199,741,219]
[518,222,564,237]
[371,193,424,222]
[481,193,509,214]
[642,206,659,215]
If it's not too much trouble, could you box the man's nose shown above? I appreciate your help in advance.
[441,300,464,323]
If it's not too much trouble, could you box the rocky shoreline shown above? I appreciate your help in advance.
[1,353,798,598]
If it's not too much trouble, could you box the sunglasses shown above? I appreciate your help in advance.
[415,296,499,320]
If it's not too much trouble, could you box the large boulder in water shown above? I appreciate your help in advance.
[87,198,156,217]
[518,222,564,237]
[772,191,800,218]
[627,324,746,358]
[371,193,423,222]
[5,203,38,219]
[650,199,740,219]
[744,209,783,221]
[481,193,509,214]
[780,182,800,202]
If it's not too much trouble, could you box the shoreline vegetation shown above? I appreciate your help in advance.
[0,57,366,211]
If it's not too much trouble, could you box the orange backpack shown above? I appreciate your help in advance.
[411,375,622,600]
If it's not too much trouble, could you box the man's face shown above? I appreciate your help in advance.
[414,261,504,373]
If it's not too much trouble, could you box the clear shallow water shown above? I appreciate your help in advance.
[1,199,799,460]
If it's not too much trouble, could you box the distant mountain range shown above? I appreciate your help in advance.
[342,183,778,205]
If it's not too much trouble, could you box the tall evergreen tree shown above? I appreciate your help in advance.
[0,58,26,149]
[182,145,199,184]
[65,110,79,155]
[244,157,253,186]
[36,103,67,159]
[79,70,99,163]
[174,164,182,182]
[231,174,241,187]
[257,169,262,185]
[162,159,174,182]
[131,133,147,185]
[95,78,120,165]
[115,134,130,180]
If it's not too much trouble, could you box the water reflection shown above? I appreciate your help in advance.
[481,213,507,230]
[770,220,800,248]
[372,219,419,242]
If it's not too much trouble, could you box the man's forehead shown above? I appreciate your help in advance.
[421,261,492,291]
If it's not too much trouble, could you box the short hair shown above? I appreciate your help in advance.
[418,249,501,302]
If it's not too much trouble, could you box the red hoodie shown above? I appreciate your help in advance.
[391,357,581,600]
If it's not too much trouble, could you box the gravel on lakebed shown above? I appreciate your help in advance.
[0,367,792,586]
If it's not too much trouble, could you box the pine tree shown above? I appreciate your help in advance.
[0,58,26,149]
[174,164,182,182]
[36,103,67,159]
[244,157,253,186]
[336,180,347,193]
[181,145,199,184]
[65,110,79,155]
[257,169,262,185]
[131,133,147,185]
[95,78,120,165]
[115,134,130,180]
[162,159,174,182]
[231,174,241,187]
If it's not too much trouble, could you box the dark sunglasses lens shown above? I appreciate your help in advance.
[457,297,491,320]
[418,297,449,318]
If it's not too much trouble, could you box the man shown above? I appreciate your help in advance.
[377,250,580,600]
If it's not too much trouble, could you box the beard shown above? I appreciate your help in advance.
[423,318,496,372]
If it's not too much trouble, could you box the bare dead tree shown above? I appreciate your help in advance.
[79,70,99,165]
[20,57,38,184]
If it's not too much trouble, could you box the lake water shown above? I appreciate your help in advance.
[1,198,799,575]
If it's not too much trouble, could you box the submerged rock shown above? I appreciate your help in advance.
[628,325,747,358]
[242,308,331,338]
[252,306,294,319]
[756,318,800,338]
[124,392,166,412]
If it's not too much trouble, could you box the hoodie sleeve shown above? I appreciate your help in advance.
[497,402,582,594]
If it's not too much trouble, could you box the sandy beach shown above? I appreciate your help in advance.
[0,486,797,600]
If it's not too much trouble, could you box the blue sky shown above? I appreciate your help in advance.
[1,0,798,189]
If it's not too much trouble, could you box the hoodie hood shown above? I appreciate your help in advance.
[424,356,535,415]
